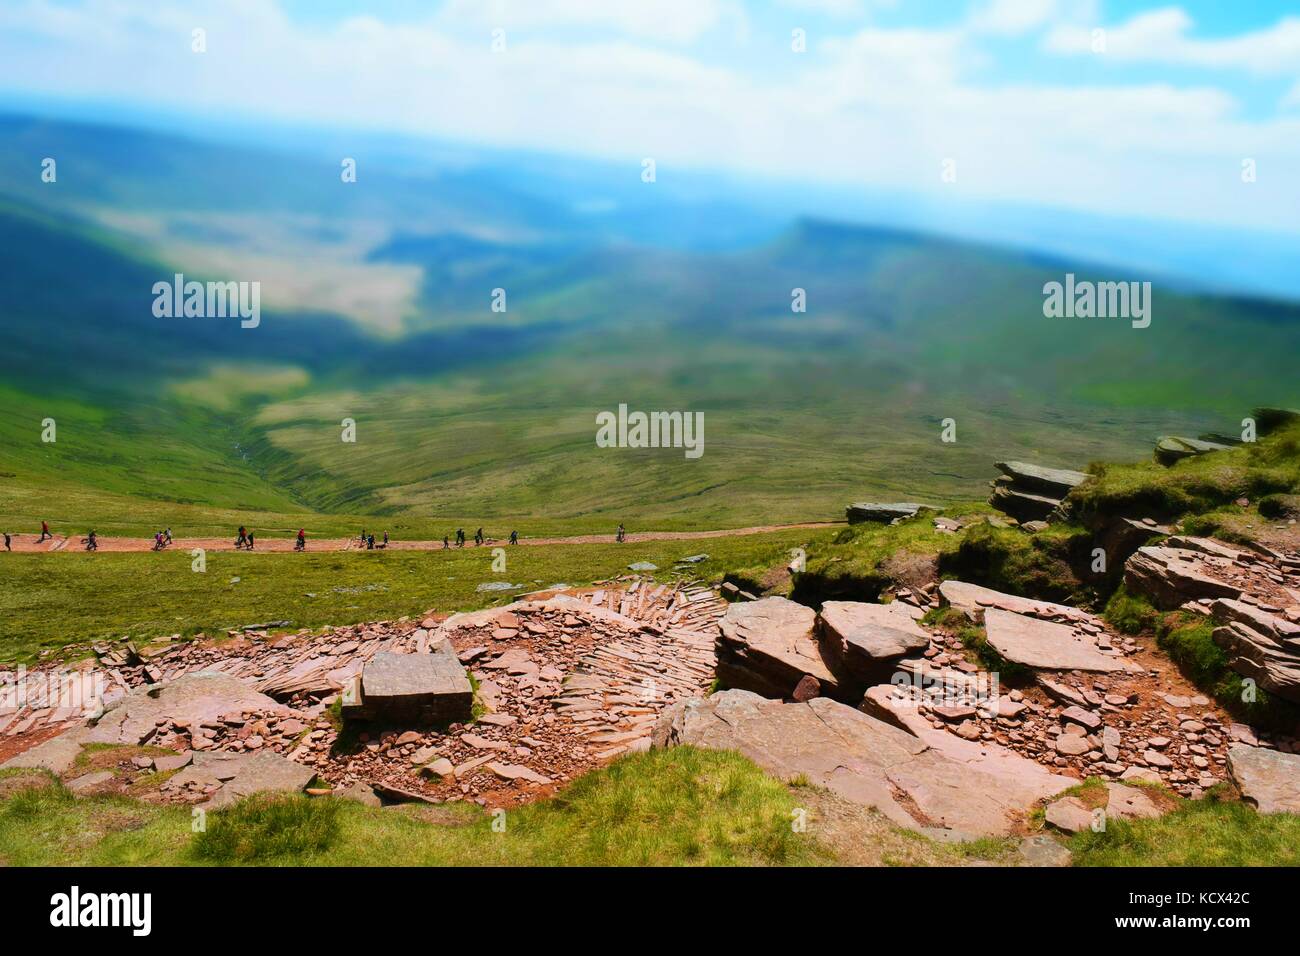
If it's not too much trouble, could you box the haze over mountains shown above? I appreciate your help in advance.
[1,113,1297,531]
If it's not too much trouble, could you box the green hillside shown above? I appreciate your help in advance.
[0,117,1296,537]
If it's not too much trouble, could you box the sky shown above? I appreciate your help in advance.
[0,0,1297,235]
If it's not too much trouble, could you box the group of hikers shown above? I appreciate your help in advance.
[4,520,629,553]
[356,529,389,550]
[440,528,523,548]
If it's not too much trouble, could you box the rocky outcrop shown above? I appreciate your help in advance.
[817,600,930,685]
[653,689,1071,836]
[845,502,934,524]
[1227,745,1300,813]
[715,597,844,700]
[1124,544,1243,609]
[988,460,1087,523]
[1211,599,1300,705]
[1122,535,1300,702]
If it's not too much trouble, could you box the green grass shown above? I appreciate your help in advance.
[790,510,984,605]
[0,528,826,664]
[938,521,1100,607]
[0,748,831,867]
[1070,415,1300,524]
[1069,796,1300,866]
[1103,585,1160,635]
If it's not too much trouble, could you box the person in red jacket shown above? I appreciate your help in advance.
[295,528,306,551]
[38,520,51,542]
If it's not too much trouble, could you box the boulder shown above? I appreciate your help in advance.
[342,651,474,723]
[1227,745,1300,813]
[817,601,930,684]
[715,597,844,700]
[1123,546,1241,610]
[983,609,1139,673]
[846,502,933,524]
[654,690,1070,836]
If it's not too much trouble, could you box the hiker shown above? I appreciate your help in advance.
[295,529,306,551]
[616,523,626,543]
[456,528,465,547]
[153,532,164,551]
[510,530,518,545]
[474,527,484,546]
[38,520,50,543]
[4,532,10,551]
[442,534,450,549]
[382,531,389,548]
[237,525,248,549]
[247,532,255,550]
[366,533,375,550]
[164,528,173,545]
[85,530,98,551]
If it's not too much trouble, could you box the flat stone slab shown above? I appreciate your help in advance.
[862,683,1073,796]
[201,750,318,809]
[0,728,91,774]
[654,690,1069,836]
[939,580,1095,625]
[846,502,933,524]
[1228,745,1300,813]
[989,482,1062,522]
[716,597,843,700]
[66,770,115,793]
[994,461,1088,497]
[348,652,473,723]
[818,601,930,683]
[983,608,1139,673]
[1155,436,1232,465]
[1019,834,1072,867]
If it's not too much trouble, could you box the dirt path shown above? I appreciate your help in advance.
[1,522,841,554]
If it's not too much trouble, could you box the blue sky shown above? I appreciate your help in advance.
[0,0,1297,234]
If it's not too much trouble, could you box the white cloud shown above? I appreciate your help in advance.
[970,0,1060,36]
[0,0,1297,232]
[774,0,897,19]
[1046,7,1300,74]
[437,0,743,45]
